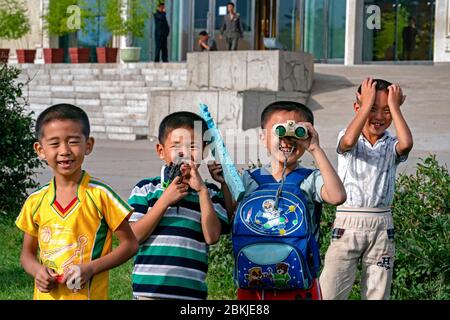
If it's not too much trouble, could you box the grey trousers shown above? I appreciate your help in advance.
[226,37,239,51]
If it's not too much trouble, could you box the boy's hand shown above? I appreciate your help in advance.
[297,123,321,154]
[357,78,377,109]
[208,161,225,185]
[160,176,189,207]
[388,84,406,110]
[64,264,94,292]
[182,161,207,193]
[35,266,58,293]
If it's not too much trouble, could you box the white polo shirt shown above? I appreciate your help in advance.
[337,129,408,209]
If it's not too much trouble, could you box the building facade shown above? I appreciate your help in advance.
[2,0,450,64]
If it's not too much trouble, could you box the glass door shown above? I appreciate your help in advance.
[193,0,211,51]
[363,0,435,62]
[303,0,346,62]
[278,0,301,51]
[192,0,254,51]
[255,0,277,50]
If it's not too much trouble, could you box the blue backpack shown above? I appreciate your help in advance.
[232,167,322,290]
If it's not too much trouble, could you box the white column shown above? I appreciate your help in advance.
[434,0,450,62]
[345,0,364,65]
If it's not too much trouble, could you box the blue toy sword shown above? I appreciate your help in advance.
[199,104,245,202]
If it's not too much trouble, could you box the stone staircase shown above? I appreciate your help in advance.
[17,51,313,141]
[18,63,188,140]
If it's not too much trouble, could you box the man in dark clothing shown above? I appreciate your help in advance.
[402,17,419,61]
[154,3,170,62]
[220,2,243,51]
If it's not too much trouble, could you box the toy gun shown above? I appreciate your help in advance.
[162,153,184,189]
[199,104,245,202]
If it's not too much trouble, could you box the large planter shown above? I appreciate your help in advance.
[43,48,64,63]
[120,47,141,63]
[96,47,118,63]
[0,48,10,64]
[69,47,90,63]
[16,49,36,63]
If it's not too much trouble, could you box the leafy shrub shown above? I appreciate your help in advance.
[0,64,41,217]
[391,156,449,300]
[0,0,30,41]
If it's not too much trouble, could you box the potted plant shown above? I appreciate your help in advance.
[42,0,91,63]
[101,0,149,63]
[0,0,32,63]
[96,0,123,63]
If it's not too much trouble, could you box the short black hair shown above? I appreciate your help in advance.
[158,112,208,144]
[261,101,314,129]
[199,31,208,37]
[36,104,90,140]
[227,2,235,7]
[356,79,393,103]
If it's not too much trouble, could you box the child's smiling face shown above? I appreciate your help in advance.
[34,119,94,181]
[262,110,308,167]
[156,127,203,168]
[356,90,393,142]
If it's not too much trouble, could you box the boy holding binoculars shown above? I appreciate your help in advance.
[236,101,346,300]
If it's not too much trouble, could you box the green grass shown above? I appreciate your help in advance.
[0,217,133,300]
[0,217,33,300]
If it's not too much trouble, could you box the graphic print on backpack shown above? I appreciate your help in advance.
[232,168,321,291]
[243,198,304,236]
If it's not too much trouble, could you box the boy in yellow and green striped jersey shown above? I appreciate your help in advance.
[16,104,138,300]
[128,112,234,300]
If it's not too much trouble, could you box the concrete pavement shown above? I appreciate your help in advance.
[35,64,450,199]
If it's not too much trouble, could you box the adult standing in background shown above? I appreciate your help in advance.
[220,2,243,51]
[402,17,419,61]
[154,2,170,62]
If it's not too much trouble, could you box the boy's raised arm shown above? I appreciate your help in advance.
[208,161,237,222]
[339,78,377,153]
[185,162,221,245]
[299,124,347,206]
[131,176,189,244]
[388,85,413,156]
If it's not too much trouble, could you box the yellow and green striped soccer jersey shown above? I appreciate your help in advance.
[16,171,133,300]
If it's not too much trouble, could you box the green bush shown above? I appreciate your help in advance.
[391,156,449,300]
[0,64,41,217]
[208,156,449,300]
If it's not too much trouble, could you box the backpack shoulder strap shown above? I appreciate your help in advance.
[247,168,276,186]
[285,168,315,185]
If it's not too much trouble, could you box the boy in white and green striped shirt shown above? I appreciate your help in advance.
[128,112,233,300]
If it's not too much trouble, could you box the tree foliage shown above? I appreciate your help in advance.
[0,64,42,217]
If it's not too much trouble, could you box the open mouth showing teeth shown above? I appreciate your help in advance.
[58,160,74,166]
[279,144,296,154]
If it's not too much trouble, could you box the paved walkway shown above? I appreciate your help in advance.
[36,64,450,199]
